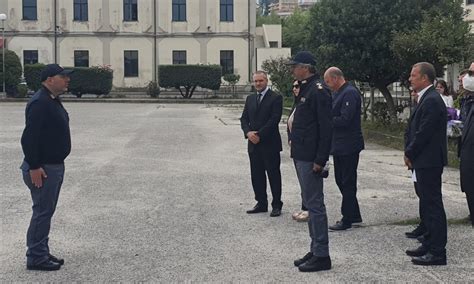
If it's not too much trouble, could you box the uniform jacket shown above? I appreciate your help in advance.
[240,88,283,154]
[331,82,364,156]
[289,75,333,166]
[404,86,447,169]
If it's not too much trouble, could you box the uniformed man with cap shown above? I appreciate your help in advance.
[287,51,333,272]
[20,64,74,271]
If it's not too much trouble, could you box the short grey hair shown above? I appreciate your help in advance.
[253,70,268,79]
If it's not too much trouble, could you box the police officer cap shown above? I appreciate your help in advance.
[287,51,316,66]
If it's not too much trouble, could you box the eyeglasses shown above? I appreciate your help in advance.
[293,85,300,89]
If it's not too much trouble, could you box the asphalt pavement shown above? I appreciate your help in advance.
[0,103,472,282]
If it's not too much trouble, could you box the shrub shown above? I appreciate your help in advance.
[223,73,240,86]
[147,81,160,98]
[371,101,405,125]
[261,56,293,97]
[0,50,22,96]
[24,63,46,92]
[68,65,113,97]
[158,65,222,98]
[16,84,28,97]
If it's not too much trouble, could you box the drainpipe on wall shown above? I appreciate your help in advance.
[153,0,157,83]
[248,0,252,83]
[54,0,57,63]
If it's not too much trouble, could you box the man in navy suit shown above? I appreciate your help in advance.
[240,71,283,217]
[323,67,364,231]
[404,62,448,266]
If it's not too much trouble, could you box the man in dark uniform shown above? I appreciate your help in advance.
[240,70,284,217]
[20,64,73,271]
[323,67,364,231]
[288,51,333,272]
[404,62,448,266]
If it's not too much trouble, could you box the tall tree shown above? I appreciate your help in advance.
[307,0,471,122]
[282,9,310,55]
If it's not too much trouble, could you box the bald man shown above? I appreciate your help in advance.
[324,67,364,231]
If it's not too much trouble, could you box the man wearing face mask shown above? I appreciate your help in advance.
[459,62,474,227]
[20,64,73,271]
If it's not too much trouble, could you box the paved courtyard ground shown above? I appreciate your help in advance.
[1,103,473,282]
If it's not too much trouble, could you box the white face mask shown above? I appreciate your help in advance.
[463,74,474,92]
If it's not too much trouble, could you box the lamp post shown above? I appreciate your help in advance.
[0,13,7,97]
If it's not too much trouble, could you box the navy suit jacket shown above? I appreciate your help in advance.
[331,82,364,156]
[404,86,447,169]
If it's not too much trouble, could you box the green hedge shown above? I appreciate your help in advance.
[24,64,46,91]
[24,64,113,97]
[0,50,22,96]
[158,64,221,98]
[68,66,113,97]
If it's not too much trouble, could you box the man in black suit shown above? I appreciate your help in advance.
[240,70,283,217]
[404,62,448,266]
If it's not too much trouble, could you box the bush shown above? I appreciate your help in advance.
[223,73,240,86]
[261,56,293,97]
[147,81,160,98]
[371,101,405,125]
[24,63,46,92]
[158,65,221,98]
[68,65,113,97]
[0,50,22,96]
[16,84,28,97]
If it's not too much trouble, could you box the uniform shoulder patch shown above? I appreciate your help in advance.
[316,83,323,90]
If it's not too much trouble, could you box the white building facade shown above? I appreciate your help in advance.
[0,0,289,88]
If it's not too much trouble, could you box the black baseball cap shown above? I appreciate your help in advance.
[287,51,316,66]
[41,64,74,81]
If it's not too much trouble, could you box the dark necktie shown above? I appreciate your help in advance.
[257,93,263,106]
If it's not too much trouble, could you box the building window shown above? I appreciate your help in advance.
[220,0,234,22]
[220,50,234,75]
[74,50,89,67]
[269,41,278,48]
[172,51,187,65]
[467,0,474,4]
[124,0,138,21]
[124,50,139,77]
[23,0,37,20]
[172,0,186,22]
[74,0,88,21]
[23,50,38,65]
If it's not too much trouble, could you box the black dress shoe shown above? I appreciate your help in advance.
[406,245,428,257]
[27,260,61,271]
[270,208,281,217]
[298,256,332,272]
[405,226,426,239]
[294,252,313,267]
[48,254,64,265]
[246,204,268,214]
[417,233,429,243]
[412,252,446,266]
[329,221,351,231]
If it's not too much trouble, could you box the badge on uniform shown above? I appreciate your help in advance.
[346,102,350,106]
[316,83,323,90]
[300,97,306,103]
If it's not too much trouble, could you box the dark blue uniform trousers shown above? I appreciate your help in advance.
[21,162,64,266]
[333,153,362,224]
